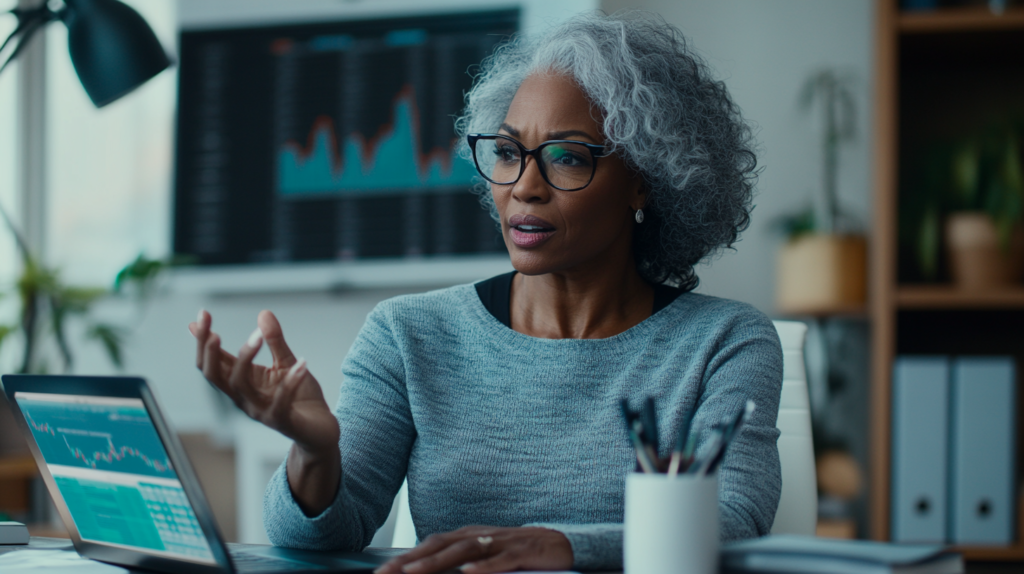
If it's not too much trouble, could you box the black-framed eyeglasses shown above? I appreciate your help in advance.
[467,133,608,191]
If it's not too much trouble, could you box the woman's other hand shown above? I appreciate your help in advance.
[189,309,341,514]
[375,527,573,574]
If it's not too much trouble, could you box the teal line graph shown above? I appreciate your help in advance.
[277,86,477,198]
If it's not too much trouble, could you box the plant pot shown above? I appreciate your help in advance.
[945,212,1024,290]
[776,234,867,314]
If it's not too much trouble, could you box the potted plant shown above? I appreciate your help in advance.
[776,69,867,314]
[944,125,1024,289]
[0,203,176,374]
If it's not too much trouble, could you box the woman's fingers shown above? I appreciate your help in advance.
[377,527,572,574]
[201,333,234,394]
[401,538,487,574]
[461,551,521,574]
[228,328,266,414]
[376,533,456,574]
[269,357,306,426]
[257,310,298,369]
[192,309,210,370]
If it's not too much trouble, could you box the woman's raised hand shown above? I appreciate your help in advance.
[188,309,340,463]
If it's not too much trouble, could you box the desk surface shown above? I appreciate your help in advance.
[4,537,1023,574]
[0,537,407,573]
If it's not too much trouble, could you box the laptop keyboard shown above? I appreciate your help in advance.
[230,549,327,572]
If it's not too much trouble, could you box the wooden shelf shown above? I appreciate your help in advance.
[25,523,69,539]
[0,456,37,479]
[958,544,1024,561]
[777,303,868,318]
[896,286,1024,309]
[899,7,1024,33]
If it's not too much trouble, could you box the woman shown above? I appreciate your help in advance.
[189,11,782,573]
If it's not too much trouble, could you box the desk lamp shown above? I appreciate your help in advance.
[0,0,171,106]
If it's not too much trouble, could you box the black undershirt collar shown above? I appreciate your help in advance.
[474,271,684,329]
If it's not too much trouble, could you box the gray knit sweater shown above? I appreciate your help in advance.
[263,283,783,570]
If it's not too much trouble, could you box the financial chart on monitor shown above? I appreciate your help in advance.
[15,393,215,564]
[174,10,518,265]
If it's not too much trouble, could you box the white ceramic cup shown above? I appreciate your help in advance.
[624,472,720,574]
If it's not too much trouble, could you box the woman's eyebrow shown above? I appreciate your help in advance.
[498,124,598,143]
[498,123,520,137]
[548,129,599,142]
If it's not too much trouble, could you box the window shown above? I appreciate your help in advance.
[45,0,177,286]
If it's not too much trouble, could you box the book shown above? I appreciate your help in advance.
[949,357,1015,544]
[891,356,949,543]
[721,535,963,574]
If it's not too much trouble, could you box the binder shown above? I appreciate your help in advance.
[949,357,1016,545]
[892,356,949,543]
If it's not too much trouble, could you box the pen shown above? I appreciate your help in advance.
[689,427,723,475]
[702,400,756,476]
[642,397,659,453]
[621,400,657,474]
[667,404,694,478]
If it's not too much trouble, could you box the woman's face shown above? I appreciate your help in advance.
[492,72,644,277]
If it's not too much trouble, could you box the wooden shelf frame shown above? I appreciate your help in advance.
[871,0,1024,559]
[870,0,899,545]
[899,6,1024,33]
[897,286,1024,309]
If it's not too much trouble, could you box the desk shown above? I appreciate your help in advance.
[5,537,1023,574]
[0,537,407,573]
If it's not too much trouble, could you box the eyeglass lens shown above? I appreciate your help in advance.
[472,136,595,190]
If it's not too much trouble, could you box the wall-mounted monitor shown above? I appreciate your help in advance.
[170,0,596,293]
[173,10,517,269]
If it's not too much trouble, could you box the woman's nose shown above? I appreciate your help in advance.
[511,156,551,204]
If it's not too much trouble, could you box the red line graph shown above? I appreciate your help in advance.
[281,84,460,178]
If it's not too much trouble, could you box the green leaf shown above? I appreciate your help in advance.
[0,324,14,352]
[54,286,107,314]
[114,254,166,294]
[770,205,816,240]
[86,324,127,370]
[917,205,940,280]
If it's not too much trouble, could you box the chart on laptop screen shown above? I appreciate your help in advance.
[15,392,216,563]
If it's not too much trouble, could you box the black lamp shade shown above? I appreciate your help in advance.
[60,0,171,107]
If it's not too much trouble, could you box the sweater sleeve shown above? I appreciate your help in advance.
[263,302,415,550]
[530,307,783,571]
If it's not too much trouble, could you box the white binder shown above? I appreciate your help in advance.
[892,356,949,542]
[949,357,1016,545]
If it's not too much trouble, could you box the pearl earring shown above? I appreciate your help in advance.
[635,209,644,224]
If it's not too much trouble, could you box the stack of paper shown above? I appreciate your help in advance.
[721,535,963,574]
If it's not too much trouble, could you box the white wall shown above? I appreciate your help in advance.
[4,0,876,540]
[5,0,876,430]
[603,0,875,314]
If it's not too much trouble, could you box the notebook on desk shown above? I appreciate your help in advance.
[0,374,392,574]
[721,535,963,574]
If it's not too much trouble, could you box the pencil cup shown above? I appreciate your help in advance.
[624,472,719,574]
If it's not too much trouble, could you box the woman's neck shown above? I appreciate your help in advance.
[509,257,655,340]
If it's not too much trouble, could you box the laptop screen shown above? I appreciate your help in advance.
[14,391,218,565]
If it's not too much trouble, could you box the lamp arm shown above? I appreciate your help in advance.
[0,5,56,76]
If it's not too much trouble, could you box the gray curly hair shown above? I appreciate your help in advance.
[455,10,758,291]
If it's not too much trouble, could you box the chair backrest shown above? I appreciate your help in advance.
[771,320,817,535]
[384,320,817,546]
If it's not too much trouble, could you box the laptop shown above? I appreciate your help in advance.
[0,374,393,574]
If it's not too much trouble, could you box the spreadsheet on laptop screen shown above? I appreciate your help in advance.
[15,392,217,565]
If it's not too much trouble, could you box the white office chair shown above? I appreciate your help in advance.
[770,320,817,536]
[381,320,816,546]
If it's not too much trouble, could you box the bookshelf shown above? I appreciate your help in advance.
[871,1,1024,560]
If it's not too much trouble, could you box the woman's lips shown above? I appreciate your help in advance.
[507,214,556,248]
[509,226,555,247]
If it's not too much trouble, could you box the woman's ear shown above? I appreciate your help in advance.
[629,177,648,212]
